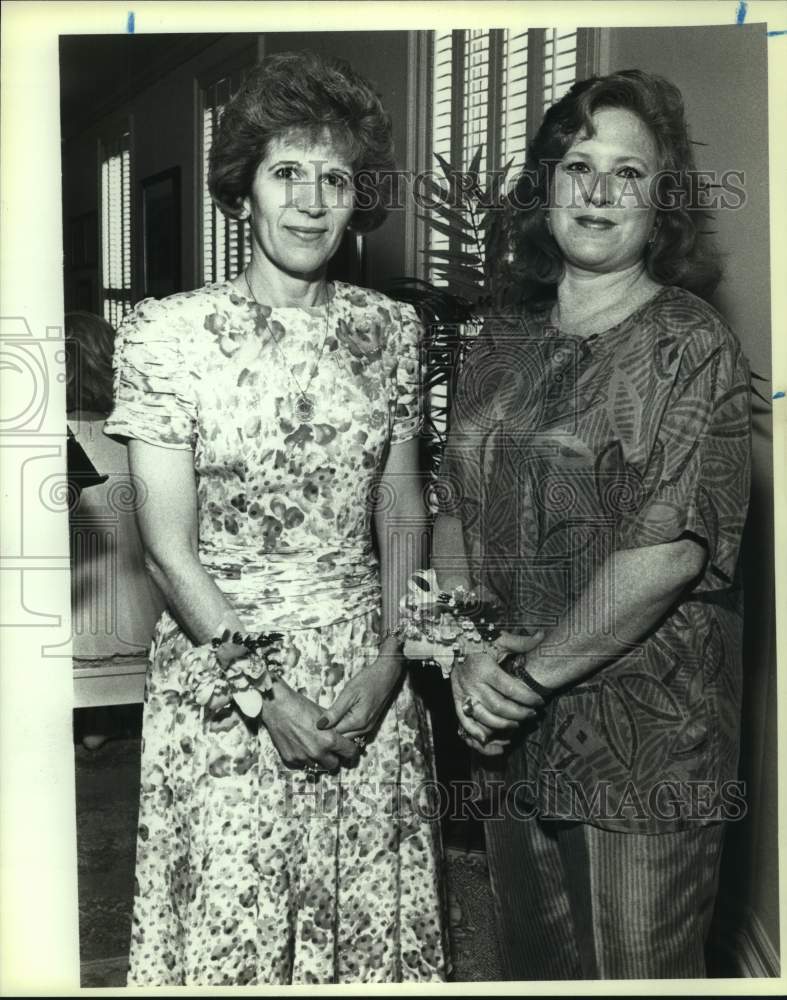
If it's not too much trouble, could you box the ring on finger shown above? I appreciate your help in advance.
[303,761,325,775]
[352,735,367,749]
[461,695,476,719]
[457,724,473,742]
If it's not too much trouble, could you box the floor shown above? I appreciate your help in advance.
[74,706,502,987]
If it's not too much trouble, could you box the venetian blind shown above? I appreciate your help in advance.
[100,131,132,328]
[502,31,529,169]
[429,28,579,281]
[542,28,579,112]
[201,68,253,285]
[431,31,455,267]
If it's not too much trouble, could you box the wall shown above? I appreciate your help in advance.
[60,31,413,312]
[604,22,778,973]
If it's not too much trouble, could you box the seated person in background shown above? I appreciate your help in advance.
[66,311,165,746]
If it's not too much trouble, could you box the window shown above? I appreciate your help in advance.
[542,28,581,113]
[432,28,582,173]
[100,130,132,327]
[200,64,254,284]
[429,28,589,279]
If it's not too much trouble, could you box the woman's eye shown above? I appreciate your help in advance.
[324,173,350,189]
[563,161,590,173]
[617,166,644,179]
[274,166,299,180]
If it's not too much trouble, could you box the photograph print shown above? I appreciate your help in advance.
[56,14,778,989]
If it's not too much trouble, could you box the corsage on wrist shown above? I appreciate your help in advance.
[395,569,503,678]
[182,629,284,718]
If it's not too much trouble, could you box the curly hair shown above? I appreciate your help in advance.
[65,311,116,415]
[506,69,722,305]
[208,50,395,234]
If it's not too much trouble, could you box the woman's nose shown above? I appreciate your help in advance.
[585,172,613,207]
[292,180,327,214]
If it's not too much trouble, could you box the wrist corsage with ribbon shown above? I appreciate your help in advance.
[182,629,284,718]
[396,569,504,678]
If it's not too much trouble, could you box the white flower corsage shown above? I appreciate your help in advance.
[396,569,503,678]
[182,629,284,718]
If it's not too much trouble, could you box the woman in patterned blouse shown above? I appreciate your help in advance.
[434,69,751,979]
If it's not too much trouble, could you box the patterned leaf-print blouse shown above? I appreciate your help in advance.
[104,280,423,631]
[437,286,752,832]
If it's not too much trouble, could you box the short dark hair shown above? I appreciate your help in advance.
[65,311,116,415]
[208,50,395,233]
[506,69,722,304]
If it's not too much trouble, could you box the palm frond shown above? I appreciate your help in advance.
[387,144,515,477]
[416,214,479,246]
[421,249,483,266]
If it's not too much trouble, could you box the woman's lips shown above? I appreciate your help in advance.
[285,226,327,243]
[574,216,617,230]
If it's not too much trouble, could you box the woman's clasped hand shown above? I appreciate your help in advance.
[260,678,362,772]
[450,630,547,755]
[315,637,405,744]
[261,637,406,771]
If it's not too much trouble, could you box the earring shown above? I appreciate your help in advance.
[647,220,660,247]
[544,212,552,236]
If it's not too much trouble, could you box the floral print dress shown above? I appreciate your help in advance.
[104,280,450,987]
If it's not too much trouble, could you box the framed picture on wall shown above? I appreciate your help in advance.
[141,167,181,298]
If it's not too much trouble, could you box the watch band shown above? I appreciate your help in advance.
[517,666,556,703]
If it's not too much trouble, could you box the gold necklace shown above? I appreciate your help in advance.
[243,270,331,424]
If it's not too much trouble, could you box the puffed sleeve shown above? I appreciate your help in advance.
[104,297,197,449]
[389,302,425,445]
[616,323,752,593]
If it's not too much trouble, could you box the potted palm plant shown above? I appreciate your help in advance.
[388,145,514,475]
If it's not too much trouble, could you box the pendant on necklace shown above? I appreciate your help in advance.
[294,393,315,423]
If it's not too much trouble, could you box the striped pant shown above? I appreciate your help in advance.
[484,813,725,979]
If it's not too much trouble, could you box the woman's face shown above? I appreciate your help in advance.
[243,131,355,280]
[549,106,660,275]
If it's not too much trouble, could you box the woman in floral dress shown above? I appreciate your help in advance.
[104,51,449,986]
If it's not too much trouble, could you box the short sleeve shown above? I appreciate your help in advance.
[104,297,197,449]
[617,324,752,592]
[389,302,425,445]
